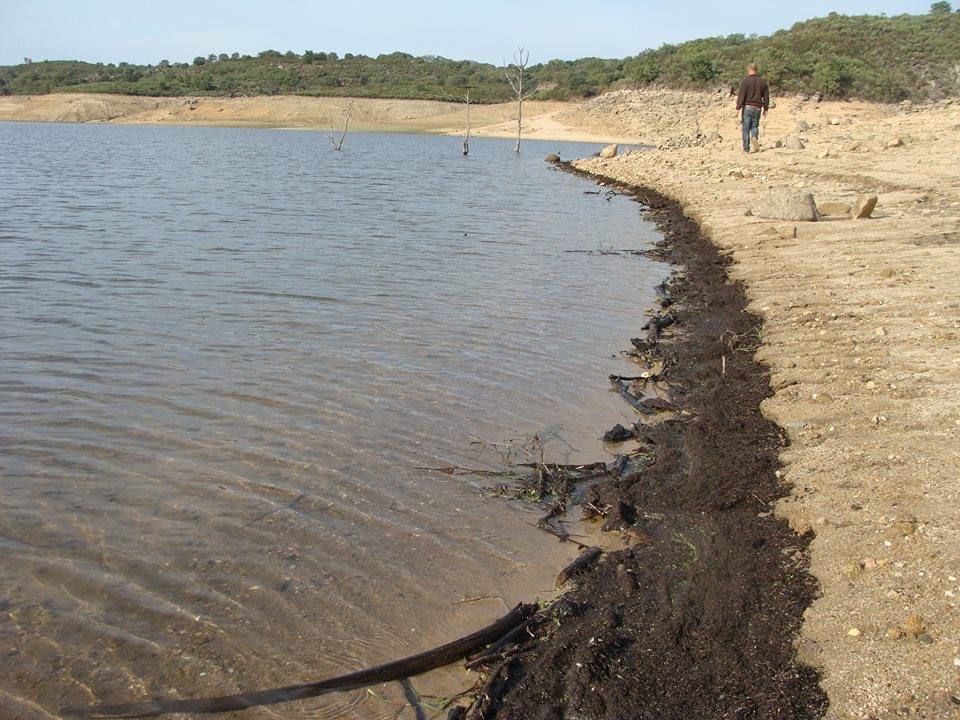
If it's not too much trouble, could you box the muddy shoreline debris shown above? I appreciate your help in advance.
[445,165,827,719]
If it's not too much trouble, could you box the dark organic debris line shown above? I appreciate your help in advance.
[60,603,536,719]
[448,164,828,719]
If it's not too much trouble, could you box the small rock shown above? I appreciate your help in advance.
[828,117,841,126]
[785,136,805,150]
[545,153,561,163]
[886,136,904,148]
[853,193,879,219]
[847,628,862,637]
[603,424,634,443]
[902,615,925,637]
[599,143,618,159]
[796,120,810,133]
[886,519,918,537]
[879,267,897,278]
[818,201,852,216]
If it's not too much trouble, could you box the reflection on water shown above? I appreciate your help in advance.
[0,123,664,718]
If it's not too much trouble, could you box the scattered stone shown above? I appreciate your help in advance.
[545,153,561,163]
[750,190,819,222]
[785,136,805,150]
[853,193,878,219]
[828,117,841,126]
[847,628,862,637]
[779,226,798,240]
[898,99,915,113]
[886,518,918,537]
[774,139,783,148]
[728,169,745,179]
[901,615,926,637]
[600,143,618,159]
[602,424,634,443]
[886,136,904,148]
[818,201,852,216]
[845,141,862,152]
[796,120,810,133]
[879,267,897,278]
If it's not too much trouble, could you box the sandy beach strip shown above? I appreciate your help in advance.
[572,89,960,718]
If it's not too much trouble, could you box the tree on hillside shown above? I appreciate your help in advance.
[930,2,951,13]
[193,56,205,66]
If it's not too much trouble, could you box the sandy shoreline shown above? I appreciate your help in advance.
[570,90,960,718]
[0,93,644,145]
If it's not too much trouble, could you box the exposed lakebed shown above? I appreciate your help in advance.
[0,124,664,718]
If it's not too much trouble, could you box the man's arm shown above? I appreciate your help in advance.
[762,81,770,113]
[736,80,746,111]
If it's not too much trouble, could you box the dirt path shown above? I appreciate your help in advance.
[562,91,960,719]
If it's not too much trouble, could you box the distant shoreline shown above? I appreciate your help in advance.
[0,93,644,145]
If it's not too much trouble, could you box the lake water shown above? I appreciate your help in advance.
[0,123,664,719]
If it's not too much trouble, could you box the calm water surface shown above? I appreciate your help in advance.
[0,123,664,719]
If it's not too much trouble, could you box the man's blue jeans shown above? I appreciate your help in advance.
[742,106,762,151]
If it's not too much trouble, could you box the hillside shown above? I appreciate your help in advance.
[1,9,958,103]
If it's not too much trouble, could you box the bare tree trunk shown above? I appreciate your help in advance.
[328,101,354,151]
[503,48,533,153]
[462,91,471,156]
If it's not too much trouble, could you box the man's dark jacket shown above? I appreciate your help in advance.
[737,75,769,112]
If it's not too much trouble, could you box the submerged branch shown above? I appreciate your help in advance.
[61,604,536,719]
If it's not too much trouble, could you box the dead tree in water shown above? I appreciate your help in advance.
[328,101,354,151]
[461,91,471,156]
[503,47,534,153]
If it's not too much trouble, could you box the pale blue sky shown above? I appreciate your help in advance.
[0,0,938,66]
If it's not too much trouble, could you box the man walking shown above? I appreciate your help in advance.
[736,64,769,153]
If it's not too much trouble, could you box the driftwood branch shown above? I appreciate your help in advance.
[556,546,603,588]
[61,603,536,719]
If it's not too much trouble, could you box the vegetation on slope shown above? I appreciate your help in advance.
[2,8,958,103]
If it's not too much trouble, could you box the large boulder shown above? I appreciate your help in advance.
[853,193,878,219]
[599,143,618,159]
[750,190,819,222]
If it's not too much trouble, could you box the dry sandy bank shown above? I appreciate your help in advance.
[573,88,960,719]
[0,93,642,144]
